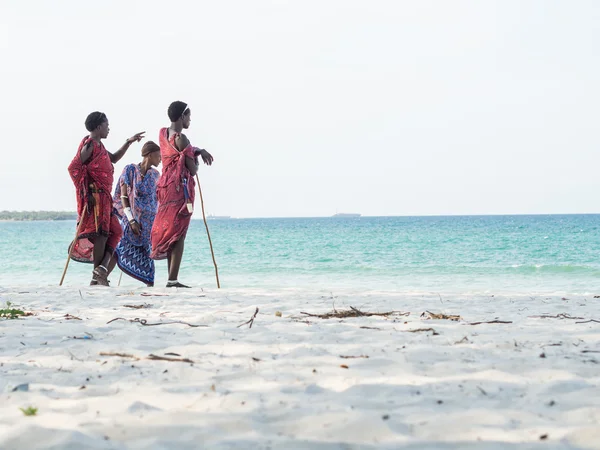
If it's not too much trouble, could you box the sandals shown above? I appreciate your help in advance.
[92,266,110,287]
[166,281,191,288]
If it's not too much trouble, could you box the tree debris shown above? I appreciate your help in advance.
[106,317,207,327]
[529,313,583,320]
[237,307,259,328]
[405,327,439,335]
[148,354,194,363]
[421,311,461,321]
[99,352,193,363]
[63,314,82,320]
[99,352,140,360]
[468,320,512,325]
[301,306,408,319]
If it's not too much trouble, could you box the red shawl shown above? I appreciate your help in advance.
[150,128,196,260]
[67,137,120,262]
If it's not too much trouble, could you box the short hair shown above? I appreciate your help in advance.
[85,112,107,132]
[141,141,160,156]
[167,101,190,122]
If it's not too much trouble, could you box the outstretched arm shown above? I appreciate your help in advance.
[195,148,214,166]
[186,149,213,175]
[109,132,146,163]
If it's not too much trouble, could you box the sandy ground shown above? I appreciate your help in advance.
[1,286,599,449]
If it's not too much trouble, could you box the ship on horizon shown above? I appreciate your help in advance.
[207,214,232,220]
[332,213,361,218]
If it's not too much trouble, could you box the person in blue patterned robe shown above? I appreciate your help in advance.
[110,142,161,286]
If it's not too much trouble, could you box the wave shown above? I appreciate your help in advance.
[507,264,600,275]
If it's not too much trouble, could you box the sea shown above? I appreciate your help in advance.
[1,215,599,295]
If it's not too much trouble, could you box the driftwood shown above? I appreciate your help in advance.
[148,354,194,363]
[99,352,139,360]
[529,313,584,320]
[576,319,600,324]
[421,311,461,321]
[405,327,439,335]
[301,306,409,320]
[468,320,512,325]
[123,304,153,309]
[64,314,82,320]
[340,355,369,359]
[106,317,207,327]
[237,308,259,328]
[99,352,193,363]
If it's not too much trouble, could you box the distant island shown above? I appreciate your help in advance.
[0,211,78,221]
[332,213,361,218]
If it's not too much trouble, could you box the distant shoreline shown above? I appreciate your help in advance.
[2,212,600,221]
[0,211,77,221]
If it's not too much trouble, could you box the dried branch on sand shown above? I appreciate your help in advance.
[99,352,193,363]
[99,352,139,360]
[529,313,584,320]
[237,308,259,328]
[421,311,461,321]
[300,306,409,319]
[106,317,207,327]
[468,320,512,325]
[63,314,82,320]
[148,354,194,363]
[405,327,439,335]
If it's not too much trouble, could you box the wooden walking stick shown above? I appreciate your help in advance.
[59,205,87,286]
[196,174,220,288]
[118,270,123,287]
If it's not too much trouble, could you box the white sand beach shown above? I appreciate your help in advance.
[1,287,599,449]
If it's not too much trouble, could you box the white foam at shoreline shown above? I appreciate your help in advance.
[0,287,599,449]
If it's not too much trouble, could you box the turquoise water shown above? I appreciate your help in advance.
[1,215,599,293]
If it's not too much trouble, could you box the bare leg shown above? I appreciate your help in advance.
[107,254,117,275]
[168,238,185,281]
[93,236,108,268]
[166,239,190,287]
[91,236,111,286]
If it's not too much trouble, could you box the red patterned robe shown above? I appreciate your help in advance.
[67,137,122,262]
[150,128,196,260]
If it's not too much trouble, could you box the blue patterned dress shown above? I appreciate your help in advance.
[113,164,159,285]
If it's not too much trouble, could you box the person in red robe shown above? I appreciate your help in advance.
[68,111,145,286]
[151,101,214,288]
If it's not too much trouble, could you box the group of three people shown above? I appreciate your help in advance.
[67,101,214,287]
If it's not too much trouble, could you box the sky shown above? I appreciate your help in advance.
[0,0,599,217]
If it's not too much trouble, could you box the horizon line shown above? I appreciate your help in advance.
[3,210,600,219]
